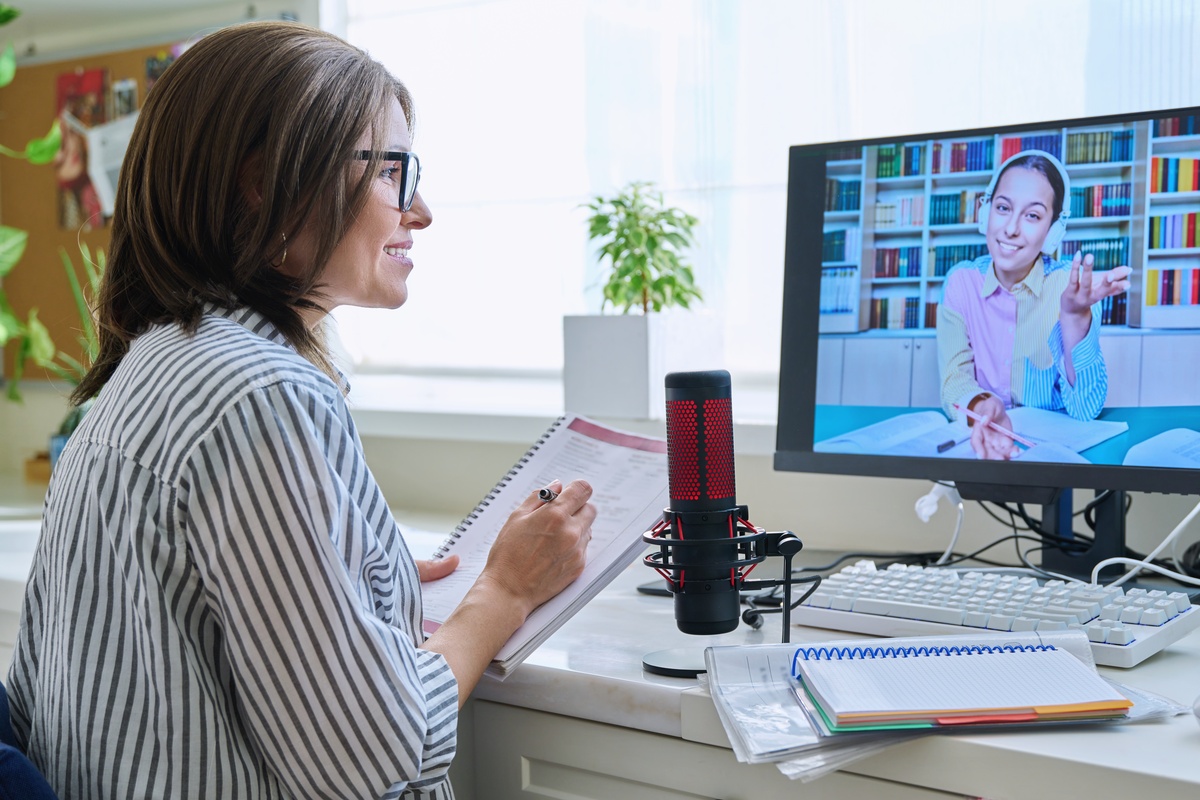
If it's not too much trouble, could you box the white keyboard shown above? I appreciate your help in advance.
[794,560,1200,668]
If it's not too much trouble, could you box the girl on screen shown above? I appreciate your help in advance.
[937,149,1132,460]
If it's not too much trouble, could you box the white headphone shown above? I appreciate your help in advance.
[977,149,1071,255]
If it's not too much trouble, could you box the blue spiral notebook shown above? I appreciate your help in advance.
[790,640,1132,732]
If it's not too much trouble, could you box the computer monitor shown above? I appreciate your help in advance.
[775,105,1200,581]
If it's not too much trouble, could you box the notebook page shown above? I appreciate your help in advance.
[796,646,1129,717]
[420,415,668,659]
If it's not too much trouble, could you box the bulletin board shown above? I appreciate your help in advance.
[0,40,184,381]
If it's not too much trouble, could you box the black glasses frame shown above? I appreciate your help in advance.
[355,150,421,212]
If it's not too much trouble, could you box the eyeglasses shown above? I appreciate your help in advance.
[355,150,421,212]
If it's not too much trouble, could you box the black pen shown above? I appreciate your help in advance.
[538,487,559,503]
[936,439,956,454]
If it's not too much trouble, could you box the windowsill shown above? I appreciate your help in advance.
[345,372,780,456]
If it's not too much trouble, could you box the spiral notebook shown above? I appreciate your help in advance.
[420,414,669,678]
[791,639,1132,732]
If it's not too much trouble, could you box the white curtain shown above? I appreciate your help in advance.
[337,0,1194,381]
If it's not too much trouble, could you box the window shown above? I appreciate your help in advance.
[339,0,1197,390]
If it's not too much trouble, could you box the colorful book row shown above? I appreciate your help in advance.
[822,228,862,263]
[1061,237,1130,269]
[876,143,924,178]
[1064,129,1134,165]
[1150,157,1200,194]
[1069,183,1131,218]
[929,190,985,225]
[819,267,858,315]
[874,195,925,228]
[1145,268,1200,306]
[1148,214,1199,250]
[930,140,994,174]
[868,296,922,330]
[932,243,988,276]
[999,135,1062,164]
[826,178,862,211]
[1152,115,1199,138]
[874,246,923,278]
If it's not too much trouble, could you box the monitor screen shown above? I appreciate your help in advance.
[775,105,1200,577]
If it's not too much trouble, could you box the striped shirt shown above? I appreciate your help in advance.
[937,255,1106,421]
[7,307,458,799]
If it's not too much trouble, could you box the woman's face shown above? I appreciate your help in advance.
[291,95,432,323]
[985,165,1055,282]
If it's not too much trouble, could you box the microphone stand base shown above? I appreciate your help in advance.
[642,648,707,678]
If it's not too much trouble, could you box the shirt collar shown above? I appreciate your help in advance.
[206,304,292,348]
[980,256,1048,298]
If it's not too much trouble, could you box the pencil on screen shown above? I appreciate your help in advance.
[952,404,1037,448]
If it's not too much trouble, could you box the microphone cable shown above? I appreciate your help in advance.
[740,575,822,631]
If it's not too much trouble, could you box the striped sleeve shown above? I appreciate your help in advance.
[1042,304,1108,420]
[182,380,457,799]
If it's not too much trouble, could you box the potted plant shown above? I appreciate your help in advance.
[565,181,718,419]
[0,7,63,385]
[584,180,702,314]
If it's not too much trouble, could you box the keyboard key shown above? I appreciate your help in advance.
[851,598,966,625]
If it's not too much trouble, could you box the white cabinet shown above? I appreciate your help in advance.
[839,335,940,408]
[1099,334,1142,407]
[909,338,941,407]
[1140,334,1200,405]
[840,337,914,406]
[464,700,951,800]
[816,337,844,404]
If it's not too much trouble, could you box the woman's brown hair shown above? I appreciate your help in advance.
[72,21,412,403]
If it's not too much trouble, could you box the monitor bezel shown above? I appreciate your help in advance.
[775,103,1200,496]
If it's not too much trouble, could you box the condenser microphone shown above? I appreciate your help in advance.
[661,369,742,635]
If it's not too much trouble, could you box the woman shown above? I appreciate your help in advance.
[6,22,595,799]
[937,149,1132,460]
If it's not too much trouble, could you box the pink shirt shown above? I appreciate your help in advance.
[937,255,1107,421]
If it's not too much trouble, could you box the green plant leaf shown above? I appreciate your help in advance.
[0,42,14,88]
[24,308,56,366]
[0,292,22,345]
[0,5,20,26]
[7,331,28,401]
[0,224,28,277]
[60,246,98,360]
[584,179,701,314]
[25,119,61,165]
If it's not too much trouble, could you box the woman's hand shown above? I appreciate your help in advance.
[1060,252,1132,326]
[475,479,596,619]
[969,395,1020,461]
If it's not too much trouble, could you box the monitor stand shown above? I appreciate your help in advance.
[956,483,1199,601]
[954,483,1123,582]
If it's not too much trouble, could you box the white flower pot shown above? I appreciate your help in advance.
[562,312,724,420]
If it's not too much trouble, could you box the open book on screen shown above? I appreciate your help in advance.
[816,407,1128,459]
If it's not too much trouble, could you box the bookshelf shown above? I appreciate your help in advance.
[819,122,1148,333]
[1134,112,1200,328]
[819,151,868,333]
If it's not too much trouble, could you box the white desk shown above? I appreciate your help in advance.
[458,561,1200,800]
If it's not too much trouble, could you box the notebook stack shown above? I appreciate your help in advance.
[704,630,1176,783]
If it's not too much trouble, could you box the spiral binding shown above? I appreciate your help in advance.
[431,415,567,559]
[791,643,1056,676]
